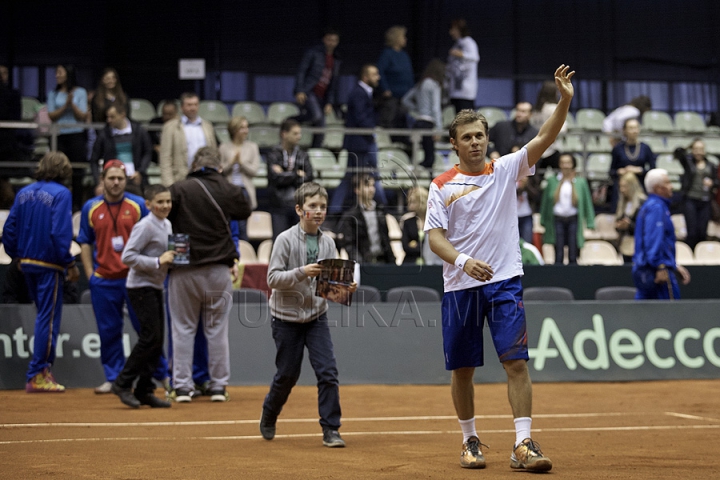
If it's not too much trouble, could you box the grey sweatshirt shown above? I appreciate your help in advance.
[268,224,336,323]
[121,213,173,289]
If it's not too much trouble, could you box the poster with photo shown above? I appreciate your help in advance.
[168,233,190,265]
[315,259,356,306]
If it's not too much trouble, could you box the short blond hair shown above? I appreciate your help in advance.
[227,116,249,138]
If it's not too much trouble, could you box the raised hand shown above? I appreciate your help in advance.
[554,64,575,100]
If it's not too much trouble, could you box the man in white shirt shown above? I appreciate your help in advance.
[159,92,217,185]
[425,65,575,472]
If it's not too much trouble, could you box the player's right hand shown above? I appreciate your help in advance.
[464,258,494,282]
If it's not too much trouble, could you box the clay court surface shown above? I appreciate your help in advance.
[1,380,718,479]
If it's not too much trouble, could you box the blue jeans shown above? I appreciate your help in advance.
[554,215,578,264]
[518,215,534,244]
[295,92,326,148]
[263,314,341,430]
[329,145,387,215]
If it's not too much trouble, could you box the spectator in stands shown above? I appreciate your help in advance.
[77,160,169,394]
[294,28,341,149]
[530,81,567,169]
[329,64,387,216]
[167,146,251,402]
[610,118,656,196]
[160,92,216,185]
[540,153,595,264]
[0,64,22,161]
[517,175,540,245]
[602,95,652,145]
[674,139,718,250]
[90,103,152,193]
[377,25,414,131]
[266,119,313,240]
[400,186,441,265]
[219,116,260,240]
[47,64,88,210]
[615,172,647,262]
[89,68,127,124]
[633,168,691,299]
[402,59,445,173]
[489,102,538,157]
[336,173,395,264]
[149,100,178,164]
[446,18,479,113]
[1,152,80,392]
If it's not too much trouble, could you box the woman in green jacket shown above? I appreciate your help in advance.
[540,153,595,264]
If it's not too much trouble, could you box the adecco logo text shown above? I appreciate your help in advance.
[529,315,720,371]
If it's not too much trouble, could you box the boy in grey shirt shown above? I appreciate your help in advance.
[112,185,175,408]
[260,182,356,448]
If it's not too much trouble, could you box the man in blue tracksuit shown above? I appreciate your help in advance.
[632,168,691,299]
[77,160,169,393]
[2,152,80,392]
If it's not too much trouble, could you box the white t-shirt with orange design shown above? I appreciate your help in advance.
[424,147,535,292]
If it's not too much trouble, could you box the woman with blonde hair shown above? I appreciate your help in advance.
[615,172,647,261]
[219,116,260,240]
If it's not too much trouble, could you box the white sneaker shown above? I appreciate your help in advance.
[94,381,112,394]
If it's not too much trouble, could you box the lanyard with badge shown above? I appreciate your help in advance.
[106,198,125,252]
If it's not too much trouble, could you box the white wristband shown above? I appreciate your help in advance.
[455,253,471,270]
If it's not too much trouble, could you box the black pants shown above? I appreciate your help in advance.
[450,98,475,113]
[56,132,87,210]
[414,119,436,169]
[684,197,710,250]
[115,287,165,395]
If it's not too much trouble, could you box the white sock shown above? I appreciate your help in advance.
[459,417,477,443]
[514,417,532,448]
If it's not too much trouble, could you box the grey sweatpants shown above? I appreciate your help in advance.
[168,264,233,391]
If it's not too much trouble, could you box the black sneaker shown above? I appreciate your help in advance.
[135,393,172,408]
[172,388,193,403]
[111,382,140,409]
[322,429,346,448]
[209,387,229,402]
[260,409,276,440]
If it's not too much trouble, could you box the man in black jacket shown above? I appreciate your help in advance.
[167,146,251,402]
[90,103,152,192]
[336,173,396,264]
[266,119,314,239]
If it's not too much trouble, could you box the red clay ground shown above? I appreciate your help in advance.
[1,380,719,479]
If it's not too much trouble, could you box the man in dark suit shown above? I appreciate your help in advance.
[90,103,153,194]
[329,64,387,216]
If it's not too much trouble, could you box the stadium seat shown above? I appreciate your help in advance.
[586,134,613,153]
[21,96,42,121]
[353,284,382,304]
[71,211,81,238]
[238,240,259,264]
[561,134,585,153]
[199,100,230,125]
[256,239,273,263]
[664,136,694,152]
[523,286,574,301]
[594,286,636,300]
[675,241,694,265]
[325,107,344,126]
[248,126,278,148]
[541,244,569,264]
[386,286,441,303]
[578,240,622,265]
[232,288,267,304]
[642,111,674,134]
[593,213,619,241]
[246,211,273,241]
[308,148,342,188]
[673,111,706,134]
[575,108,605,131]
[639,135,667,154]
[214,126,230,144]
[703,137,720,156]
[693,241,720,265]
[231,101,266,125]
[477,107,507,128]
[321,129,345,150]
[670,214,688,241]
[128,99,156,123]
[267,102,299,125]
[585,153,612,181]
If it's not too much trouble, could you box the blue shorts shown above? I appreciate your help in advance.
[441,276,529,370]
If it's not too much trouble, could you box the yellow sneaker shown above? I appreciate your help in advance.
[26,369,65,393]
[510,438,552,472]
[460,436,487,468]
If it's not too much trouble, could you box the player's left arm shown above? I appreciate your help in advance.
[526,65,575,168]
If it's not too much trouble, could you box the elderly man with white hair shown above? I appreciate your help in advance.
[632,168,691,299]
